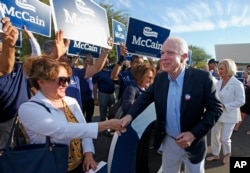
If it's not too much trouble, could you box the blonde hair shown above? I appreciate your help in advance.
[219,59,237,76]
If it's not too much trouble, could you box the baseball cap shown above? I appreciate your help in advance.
[208,58,219,64]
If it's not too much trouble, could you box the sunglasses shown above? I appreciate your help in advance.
[54,77,70,86]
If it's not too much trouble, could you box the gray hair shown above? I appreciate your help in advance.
[167,36,189,55]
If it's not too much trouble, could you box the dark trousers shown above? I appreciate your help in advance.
[82,99,95,122]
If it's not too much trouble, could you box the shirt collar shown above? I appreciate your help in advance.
[168,67,186,85]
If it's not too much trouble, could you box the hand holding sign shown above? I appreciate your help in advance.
[1,17,18,47]
[120,43,128,57]
[101,37,113,54]
[50,0,111,49]
[22,25,34,39]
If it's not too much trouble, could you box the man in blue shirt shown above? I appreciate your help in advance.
[120,36,223,173]
[208,58,219,78]
[0,17,29,149]
[93,59,116,122]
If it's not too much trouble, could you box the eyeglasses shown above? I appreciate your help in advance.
[54,77,70,86]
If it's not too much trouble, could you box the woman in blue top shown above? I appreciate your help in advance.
[121,63,156,173]
[121,63,156,115]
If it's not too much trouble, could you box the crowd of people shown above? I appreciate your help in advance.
[0,16,249,173]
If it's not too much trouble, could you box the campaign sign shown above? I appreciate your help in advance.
[16,29,22,48]
[125,54,133,61]
[68,39,101,58]
[89,161,107,173]
[0,4,4,32]
[108,103,162,173]
[187,49,192,65]
[116,45,132,62]
[116,45,120,60]
[126,17,170,58]
[50,0,111,49]
[112,19,126,44]
[0,0,51,37]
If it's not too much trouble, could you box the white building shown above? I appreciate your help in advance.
[215,43,250,71]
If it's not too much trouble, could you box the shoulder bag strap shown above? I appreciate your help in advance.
[25,101,51,145]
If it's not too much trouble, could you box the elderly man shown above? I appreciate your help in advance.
[120,36,223,173]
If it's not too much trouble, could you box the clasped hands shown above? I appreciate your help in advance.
[108,115,133,135]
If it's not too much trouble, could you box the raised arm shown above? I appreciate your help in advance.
[0,17,18,76]
[23,25,41,56]
[110,42,128,80]
[47,29,70,60]
[84,37,113,78]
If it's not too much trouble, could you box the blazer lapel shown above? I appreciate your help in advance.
[162,74,169,121]
[155,72,169,122]
[181,68,195,116]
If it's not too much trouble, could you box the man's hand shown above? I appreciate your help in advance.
[1,17,18,47]
[119,43,128,57]
[0,17,18,76]
[120,115,132,128]
[175,131,196,149]
[101,37,113,54]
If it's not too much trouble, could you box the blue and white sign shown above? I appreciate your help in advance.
[112,19,126,44]
[50,0,111,49]
[0,0,51,37]
[16,30,22,48]
[0,10,21,47]
[89,161,107,173]
[68,39,101,58]
[126,17,170,58]
[116,45,133,62]
[0,4,4,32]
[187,49,192,65]
[108,103,162,173]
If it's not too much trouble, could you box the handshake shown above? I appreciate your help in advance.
[100,115,133,135]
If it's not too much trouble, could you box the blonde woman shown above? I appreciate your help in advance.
[206,59,245,164]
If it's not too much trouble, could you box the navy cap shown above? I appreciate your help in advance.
[208,58,219,64]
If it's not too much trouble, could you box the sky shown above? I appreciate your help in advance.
[94,0,250,59]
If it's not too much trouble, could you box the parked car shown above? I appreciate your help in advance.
[236,71,244,83]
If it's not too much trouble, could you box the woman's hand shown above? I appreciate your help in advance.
[108,119,126,132]
[98,119,126,134]
[48,29,70,60]
[82,152,98,172]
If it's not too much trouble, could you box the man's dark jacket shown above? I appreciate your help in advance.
[128,66,223,164]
